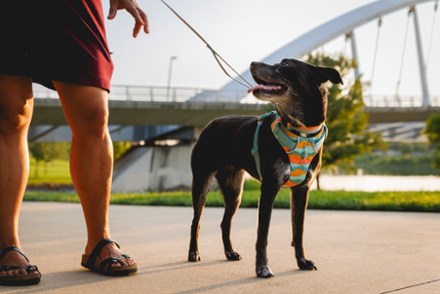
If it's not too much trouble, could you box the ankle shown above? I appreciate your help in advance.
[0,250,29,266]
[85,234,112,254]
[0,239,20,250]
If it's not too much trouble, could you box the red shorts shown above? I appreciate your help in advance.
[0,0,113,92]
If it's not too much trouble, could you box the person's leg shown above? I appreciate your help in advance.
[53,81,135,268]
[0,76,37,276]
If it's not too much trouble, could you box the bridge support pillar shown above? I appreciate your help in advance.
[346,31,361,80]
[411,6,430,107]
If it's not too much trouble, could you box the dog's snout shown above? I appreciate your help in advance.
[250,62,258,68]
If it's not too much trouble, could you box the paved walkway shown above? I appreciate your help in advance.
[2,202,440,293]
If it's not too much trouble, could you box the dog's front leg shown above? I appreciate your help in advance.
[290,185,317,270]
[255,184,278,278]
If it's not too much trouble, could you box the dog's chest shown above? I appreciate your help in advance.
[253,112,327,187]
[273,130,325,187]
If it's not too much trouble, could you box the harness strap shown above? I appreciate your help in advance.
[272,119,327,151]
[251,111,276,180]
[251,120,263,180]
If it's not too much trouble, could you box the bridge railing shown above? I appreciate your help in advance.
[33,84,439,107]
[109,85,252,103]
[109,85,207,102]
[364,95,440,108]
[32,84,248,103]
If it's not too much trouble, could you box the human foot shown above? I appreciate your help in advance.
[0,247,41,286]
[81,239,137,276]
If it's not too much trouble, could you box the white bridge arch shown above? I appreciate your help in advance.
[218,0,435,106]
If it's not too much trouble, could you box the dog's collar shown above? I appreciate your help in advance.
[289,124,324,138]
[270,113,327,149]
[264,111,325,138]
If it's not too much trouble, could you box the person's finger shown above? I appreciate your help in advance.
[126,5,147,37]
[108,0,119,19]
[133,20,142,38]
[125,3,144,26]
[139,10,149,34]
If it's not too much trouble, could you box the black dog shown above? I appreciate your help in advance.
[188,58,342,278]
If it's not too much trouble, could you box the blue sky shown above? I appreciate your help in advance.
[104,0,439,99]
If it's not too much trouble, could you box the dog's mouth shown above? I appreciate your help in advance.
[247,77,286,95]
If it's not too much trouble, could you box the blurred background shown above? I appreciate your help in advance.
[29,0,440,193]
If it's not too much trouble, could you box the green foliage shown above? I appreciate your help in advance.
[243,179,260,191]
[307,190,440,212]
[425,113,440,145]
[28,142,70,177]
[355,153,439,175]
[306,53,384,173]
[25,191,78,202]
[27,141,132,180]
[113,141,133,160]
[386,142,431,155]
[23,187,440,212]
[28,159,72,184]
[425,113,440,170]
[29,142,69,162]
[434,149,440,170]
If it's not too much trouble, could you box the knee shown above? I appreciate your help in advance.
[0,100,33,135]
[70,107,109,138]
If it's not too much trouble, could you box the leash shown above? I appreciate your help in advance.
[160,0,254,89]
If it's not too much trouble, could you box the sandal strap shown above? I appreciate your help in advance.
[99,255,131,273]
[84,239,120,269]
[0,246,30,262]
[0,264,38,273]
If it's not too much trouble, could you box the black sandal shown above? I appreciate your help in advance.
[0,246,41,286]
[81,239,137,276]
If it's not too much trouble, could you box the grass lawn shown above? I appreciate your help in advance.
[25,159,440,212]
[28,159,72,185]
[24,188,440,212]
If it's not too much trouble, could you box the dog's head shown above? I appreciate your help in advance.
[249,59,342,128]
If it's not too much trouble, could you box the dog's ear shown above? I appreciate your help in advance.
[316,67,343,85]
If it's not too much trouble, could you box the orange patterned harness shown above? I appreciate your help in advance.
[252,111,327,187]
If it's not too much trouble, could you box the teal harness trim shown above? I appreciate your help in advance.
[251,111,274,180]
[251,111,328,186]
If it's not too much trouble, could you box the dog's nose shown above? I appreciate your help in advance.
[250,61,258,67]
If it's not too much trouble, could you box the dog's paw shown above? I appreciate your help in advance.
[297,258,317,270]
[256,264,274,278]
[225,251,242,261]
[188,251,201,262]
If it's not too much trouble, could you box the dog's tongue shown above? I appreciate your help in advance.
[248,84,280,93]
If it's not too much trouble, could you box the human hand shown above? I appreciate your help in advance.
[108,0,149,37]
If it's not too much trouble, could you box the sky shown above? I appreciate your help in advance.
[103,0,440,100]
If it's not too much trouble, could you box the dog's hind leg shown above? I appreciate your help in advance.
[216,167,245,261]
[290,185,317,270]
[188,170,215,262]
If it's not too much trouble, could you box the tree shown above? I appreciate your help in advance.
[306,53,384,175]
[29,142,69,177]
[425,113,440,169]
[113,141,132,161]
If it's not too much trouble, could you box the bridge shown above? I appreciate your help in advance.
[32,85,439,126]
[31,85,267,127]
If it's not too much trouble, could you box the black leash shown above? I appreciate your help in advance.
[160,0,254,89]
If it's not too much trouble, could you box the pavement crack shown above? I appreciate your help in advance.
[379,278,440,294]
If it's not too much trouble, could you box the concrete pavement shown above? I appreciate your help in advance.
[2,202,440,293]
